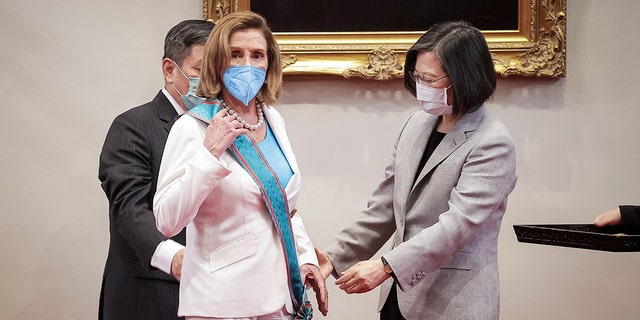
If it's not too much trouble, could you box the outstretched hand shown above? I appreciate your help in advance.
[594,208,622,227]
[300,263,329,316]
[335,259,390,294]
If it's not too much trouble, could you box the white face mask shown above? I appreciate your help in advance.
[416,82,453,116]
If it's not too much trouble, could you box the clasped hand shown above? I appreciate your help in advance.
[204,108,250,157]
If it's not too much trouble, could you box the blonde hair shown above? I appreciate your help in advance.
[197,11,282,105]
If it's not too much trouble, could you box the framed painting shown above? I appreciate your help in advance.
[203,0,566,80]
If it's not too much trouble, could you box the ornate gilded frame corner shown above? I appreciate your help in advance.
[203,0,566,80]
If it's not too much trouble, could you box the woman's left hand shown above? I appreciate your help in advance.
[300,263,329,316]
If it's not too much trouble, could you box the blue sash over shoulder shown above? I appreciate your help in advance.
[187,100,313,319]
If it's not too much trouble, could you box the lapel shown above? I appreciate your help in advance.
[395,113,437,209]
[152,91,178,133]
[410,106,486,194]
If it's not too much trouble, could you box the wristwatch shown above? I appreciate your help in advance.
[381,256,394,275]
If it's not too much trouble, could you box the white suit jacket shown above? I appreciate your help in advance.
[327,106,517,320]
[154,105,318,318]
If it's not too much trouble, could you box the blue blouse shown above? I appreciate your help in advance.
[257,122,294,187]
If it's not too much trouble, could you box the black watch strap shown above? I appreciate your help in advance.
[381,256,394,275]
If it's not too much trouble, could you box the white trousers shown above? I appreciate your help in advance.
[186,305,291,320]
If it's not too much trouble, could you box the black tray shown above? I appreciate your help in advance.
[513,224,640,252]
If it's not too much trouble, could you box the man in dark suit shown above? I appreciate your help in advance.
[98,19,214,320]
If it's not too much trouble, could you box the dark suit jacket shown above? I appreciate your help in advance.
[98,91,185,320]
[620,205,640,230]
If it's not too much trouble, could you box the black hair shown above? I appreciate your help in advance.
[404,21,496,116]
[163,20,215,66]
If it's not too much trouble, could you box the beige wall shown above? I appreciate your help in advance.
[1,0,640,319]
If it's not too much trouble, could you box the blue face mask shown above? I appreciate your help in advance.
[223,65,266,106]
[172,61,204,110]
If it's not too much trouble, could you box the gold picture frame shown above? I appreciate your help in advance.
[203,0,566,80]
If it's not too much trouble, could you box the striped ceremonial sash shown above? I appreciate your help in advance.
[187,101,312,319]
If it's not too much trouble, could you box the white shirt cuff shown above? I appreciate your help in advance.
[150,239,185,275]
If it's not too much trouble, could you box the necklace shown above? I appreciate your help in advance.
[219,97,264,131]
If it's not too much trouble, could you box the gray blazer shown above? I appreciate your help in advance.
[327,106,517,320]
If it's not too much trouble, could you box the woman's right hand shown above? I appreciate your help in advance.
[203,108,250,158]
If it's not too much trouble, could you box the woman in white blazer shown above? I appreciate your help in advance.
[153,11,327,320]
[317,21,517,320]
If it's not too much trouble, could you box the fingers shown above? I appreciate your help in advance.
[334,260,384,294]
[335,270,357,292]
[315,282,329,315]
[336,278,359,294]
[594,208,622,227]
[205,109,251,156]
[308,270,329,315]
[216,108,244,131]
[300,264,329,315]
[336,274,369,294]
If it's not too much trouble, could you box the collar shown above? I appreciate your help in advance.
[161,87,185,115]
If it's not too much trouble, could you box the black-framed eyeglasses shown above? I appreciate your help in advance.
[410,71,448,87]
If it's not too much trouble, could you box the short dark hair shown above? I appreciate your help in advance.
[163,20,215,66]
[404,21,497,116]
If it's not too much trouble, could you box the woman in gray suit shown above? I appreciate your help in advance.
[317,21,517,320]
